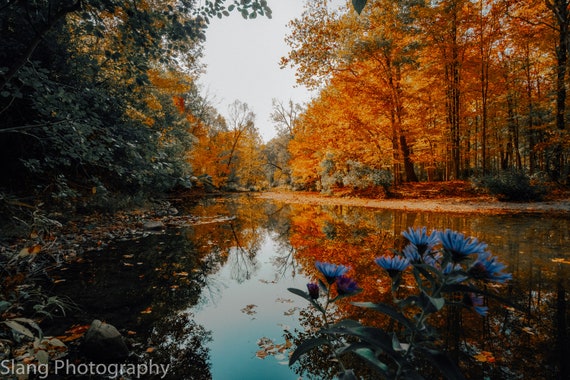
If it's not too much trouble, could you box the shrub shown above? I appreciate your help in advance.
[475,170,545,201]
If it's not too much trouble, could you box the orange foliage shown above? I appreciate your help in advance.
[285,0,568,186]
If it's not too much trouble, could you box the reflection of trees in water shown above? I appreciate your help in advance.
[144,311,212,380]
[271,245,299,280]
[286,305,377,380]
[226,220,261,282]
[182,196,569,379]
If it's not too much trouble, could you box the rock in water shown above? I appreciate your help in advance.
[143,220,165,230]
[82,319,129,361]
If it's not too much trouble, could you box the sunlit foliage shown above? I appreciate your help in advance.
[283,0,570,189]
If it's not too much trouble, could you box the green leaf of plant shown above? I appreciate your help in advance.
[0,300,11,313]
[352,0,367,14]
[2,320,34,338]
[324,320,399,360]
[428,295,445,311]
[36,350,49,365]
[351,302,413,330]
[337,344,392,375]
[287,287,311,302]
[12,317,43,340]
[289,336,331,365]
[338,369,358,380]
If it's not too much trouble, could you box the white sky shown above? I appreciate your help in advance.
[198,0,315,142]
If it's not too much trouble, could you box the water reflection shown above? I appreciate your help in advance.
[276,201,570,380]
[52,195,569,379]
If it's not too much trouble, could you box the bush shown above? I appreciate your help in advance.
[475,170,545,201]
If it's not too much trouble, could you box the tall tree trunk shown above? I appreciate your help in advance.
[546,0,569,180]
[445,4,462,179]
[524,41,537,175]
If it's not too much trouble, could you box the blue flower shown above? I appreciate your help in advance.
[463,293,488,316]
[402,244,421,263]
[336,276,361,296]
[315,261,350,284]
[307,283,320,299]
[468,253,512,283]
[402,227,439,256]
[375,255,410,277]
[439,229,488,263]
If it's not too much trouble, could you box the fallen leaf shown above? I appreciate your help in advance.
[141,307,152,314]
[241,304,257,315]
[256,349,269,359]
[551,258,570,265]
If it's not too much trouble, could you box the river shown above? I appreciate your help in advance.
[52,194,570,379]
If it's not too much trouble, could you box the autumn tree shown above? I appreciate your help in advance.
[283,0,423,187]
[189,100,265,190]
[0,0,273,203]
[263,99,303,187]
[283,0,569,189]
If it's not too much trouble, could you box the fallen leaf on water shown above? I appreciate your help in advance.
[241,304,257,315]
[551,258,570,265]
[284,307,299,316]
[256,350,269,359]
[474,351,495,363]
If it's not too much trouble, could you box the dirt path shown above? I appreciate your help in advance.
[256,191,570,216]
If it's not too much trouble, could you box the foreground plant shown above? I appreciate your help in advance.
[288,227,513,380]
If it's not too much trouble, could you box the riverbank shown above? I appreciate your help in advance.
[256,190,570,215]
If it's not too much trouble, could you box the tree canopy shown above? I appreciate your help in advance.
[0,0,271,205]
[281,0,570,191]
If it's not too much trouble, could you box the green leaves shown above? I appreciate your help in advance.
[288,336,332,365]
[351,301,414,330]
[352,0,367,14]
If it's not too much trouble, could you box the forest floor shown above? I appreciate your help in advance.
[256,181,570,216]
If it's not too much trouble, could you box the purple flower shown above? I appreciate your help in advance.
[335,276,361,296]
[463,293,488,316]
[439,229,488,263]
[307,283,320,299]
[468,253,512,283]
[402,227,439,256]
[315,261,350,284]
[375,255,410,277]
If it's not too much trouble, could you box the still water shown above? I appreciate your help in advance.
[55,194,570,379]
